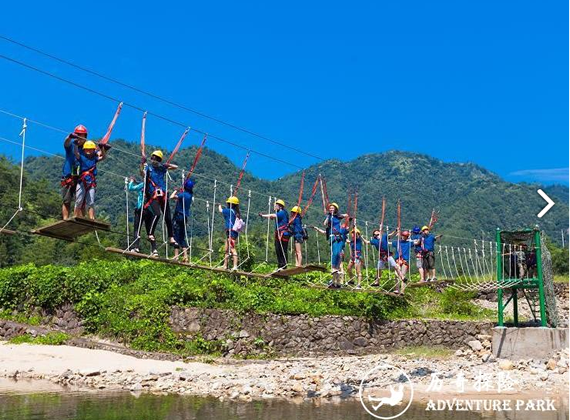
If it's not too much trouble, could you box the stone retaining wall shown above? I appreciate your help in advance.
[170,307,494,357]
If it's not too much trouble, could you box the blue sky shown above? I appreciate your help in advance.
[0,1,567,184]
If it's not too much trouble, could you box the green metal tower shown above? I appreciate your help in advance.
[496,227,557,328]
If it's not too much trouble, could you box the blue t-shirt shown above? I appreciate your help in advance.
[222,207,237,231]
[393,240,411,261]
[380,233,389,252]
[128,181,144,210]
[422,234,437,252]
[326,214,343,234]
[62,142,77,178]
[78,149,98,185]
[348,235,363,253]
[290,215,303,235]
[275,209,289,232]
[411,233,423,253]
[174,191,193,217]
[370,237,380,251]
[146,163,167,194]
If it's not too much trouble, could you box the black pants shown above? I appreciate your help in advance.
[275,234,289,269]
[144,198,173,238]
[131,208,143,250]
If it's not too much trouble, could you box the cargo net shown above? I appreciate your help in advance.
[540,233,559,327]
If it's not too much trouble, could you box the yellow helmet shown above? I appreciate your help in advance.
[151,150,164,160]
[275,199,285,207]
[329,202,339,211]
[421,225,430,231]
[226,196,240,205]
[290,205,301,214]
[352,228,361,235]
[83,141,97,150]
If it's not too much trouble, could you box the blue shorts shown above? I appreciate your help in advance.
[172,214,187,248]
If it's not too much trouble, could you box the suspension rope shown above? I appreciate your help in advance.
[99,102,123,146]
[1,118,27,233]
[166,127,190,165]
[233,152,250,197]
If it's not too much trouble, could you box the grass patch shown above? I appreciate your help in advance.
[553,275,568,284]
[8,331,69,345]
[393,345,455,359]
[0,261,497,357]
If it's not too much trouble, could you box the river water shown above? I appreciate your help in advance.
[0,380,566,420]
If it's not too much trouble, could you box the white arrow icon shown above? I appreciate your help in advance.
[537,189,555,218]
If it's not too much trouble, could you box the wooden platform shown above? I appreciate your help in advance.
[32,217,111,241]
[105,247,268,279]
[268,264,328,278]
[0,228,16,236]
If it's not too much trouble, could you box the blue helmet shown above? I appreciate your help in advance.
[184,178,195,191]
[412,225,421,234]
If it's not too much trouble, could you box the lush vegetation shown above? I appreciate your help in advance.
[0,260,495,355]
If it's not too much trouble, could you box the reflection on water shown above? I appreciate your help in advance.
[0,385,567,420]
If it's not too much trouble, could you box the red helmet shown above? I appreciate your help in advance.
[401,230,410,238]
[74,125,88,135]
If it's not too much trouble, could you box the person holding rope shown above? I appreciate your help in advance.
[170,177,194,263]
[421,225,442,282]
[289,205,306,267]
[61,125,87,219]
[370,228,396,286]
[323,202,349,289]
[141,150,178,257]
[219,196,241,271]
[127,176,145,253]
[259,199,290,269]
[411,225,426,282]
[346,226,365,289]
[74,139,108,220]
[390,230,412,294]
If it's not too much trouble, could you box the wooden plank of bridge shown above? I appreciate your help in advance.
[32,217,111,241]
[105,247,269,279]
[268,264,328,278]
[0,228,16,236]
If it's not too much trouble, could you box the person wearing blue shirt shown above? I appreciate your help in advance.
[141,150,178,257]
[128,177,145,253]
[323,203,349,288]
[421,226,442,282]
[61,125,88,219]
[219,196,241,271]
[289,206,305,267]
[74,139,108,220]
[390,230,412,294]
[346,227,366,289]
[259,199,290,269]
[411,225,426,283]
[170,178,194,263]
[370,229,396,287]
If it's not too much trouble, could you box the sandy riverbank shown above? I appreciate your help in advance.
[0,341,567,403]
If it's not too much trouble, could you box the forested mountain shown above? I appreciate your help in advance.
[19,140,570,244]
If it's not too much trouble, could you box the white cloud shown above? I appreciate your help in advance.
[509,168,569,183]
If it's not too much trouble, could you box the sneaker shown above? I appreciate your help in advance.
[132,248,140,254]
[432,277,438,282]
[231,267,238,272]
[150,250,159,258]
[327,282,336,289]
[355,285,362,290]
[371,281,380,287]
[347,280,355,286]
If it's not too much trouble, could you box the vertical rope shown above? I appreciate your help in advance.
[124,177,130,247]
